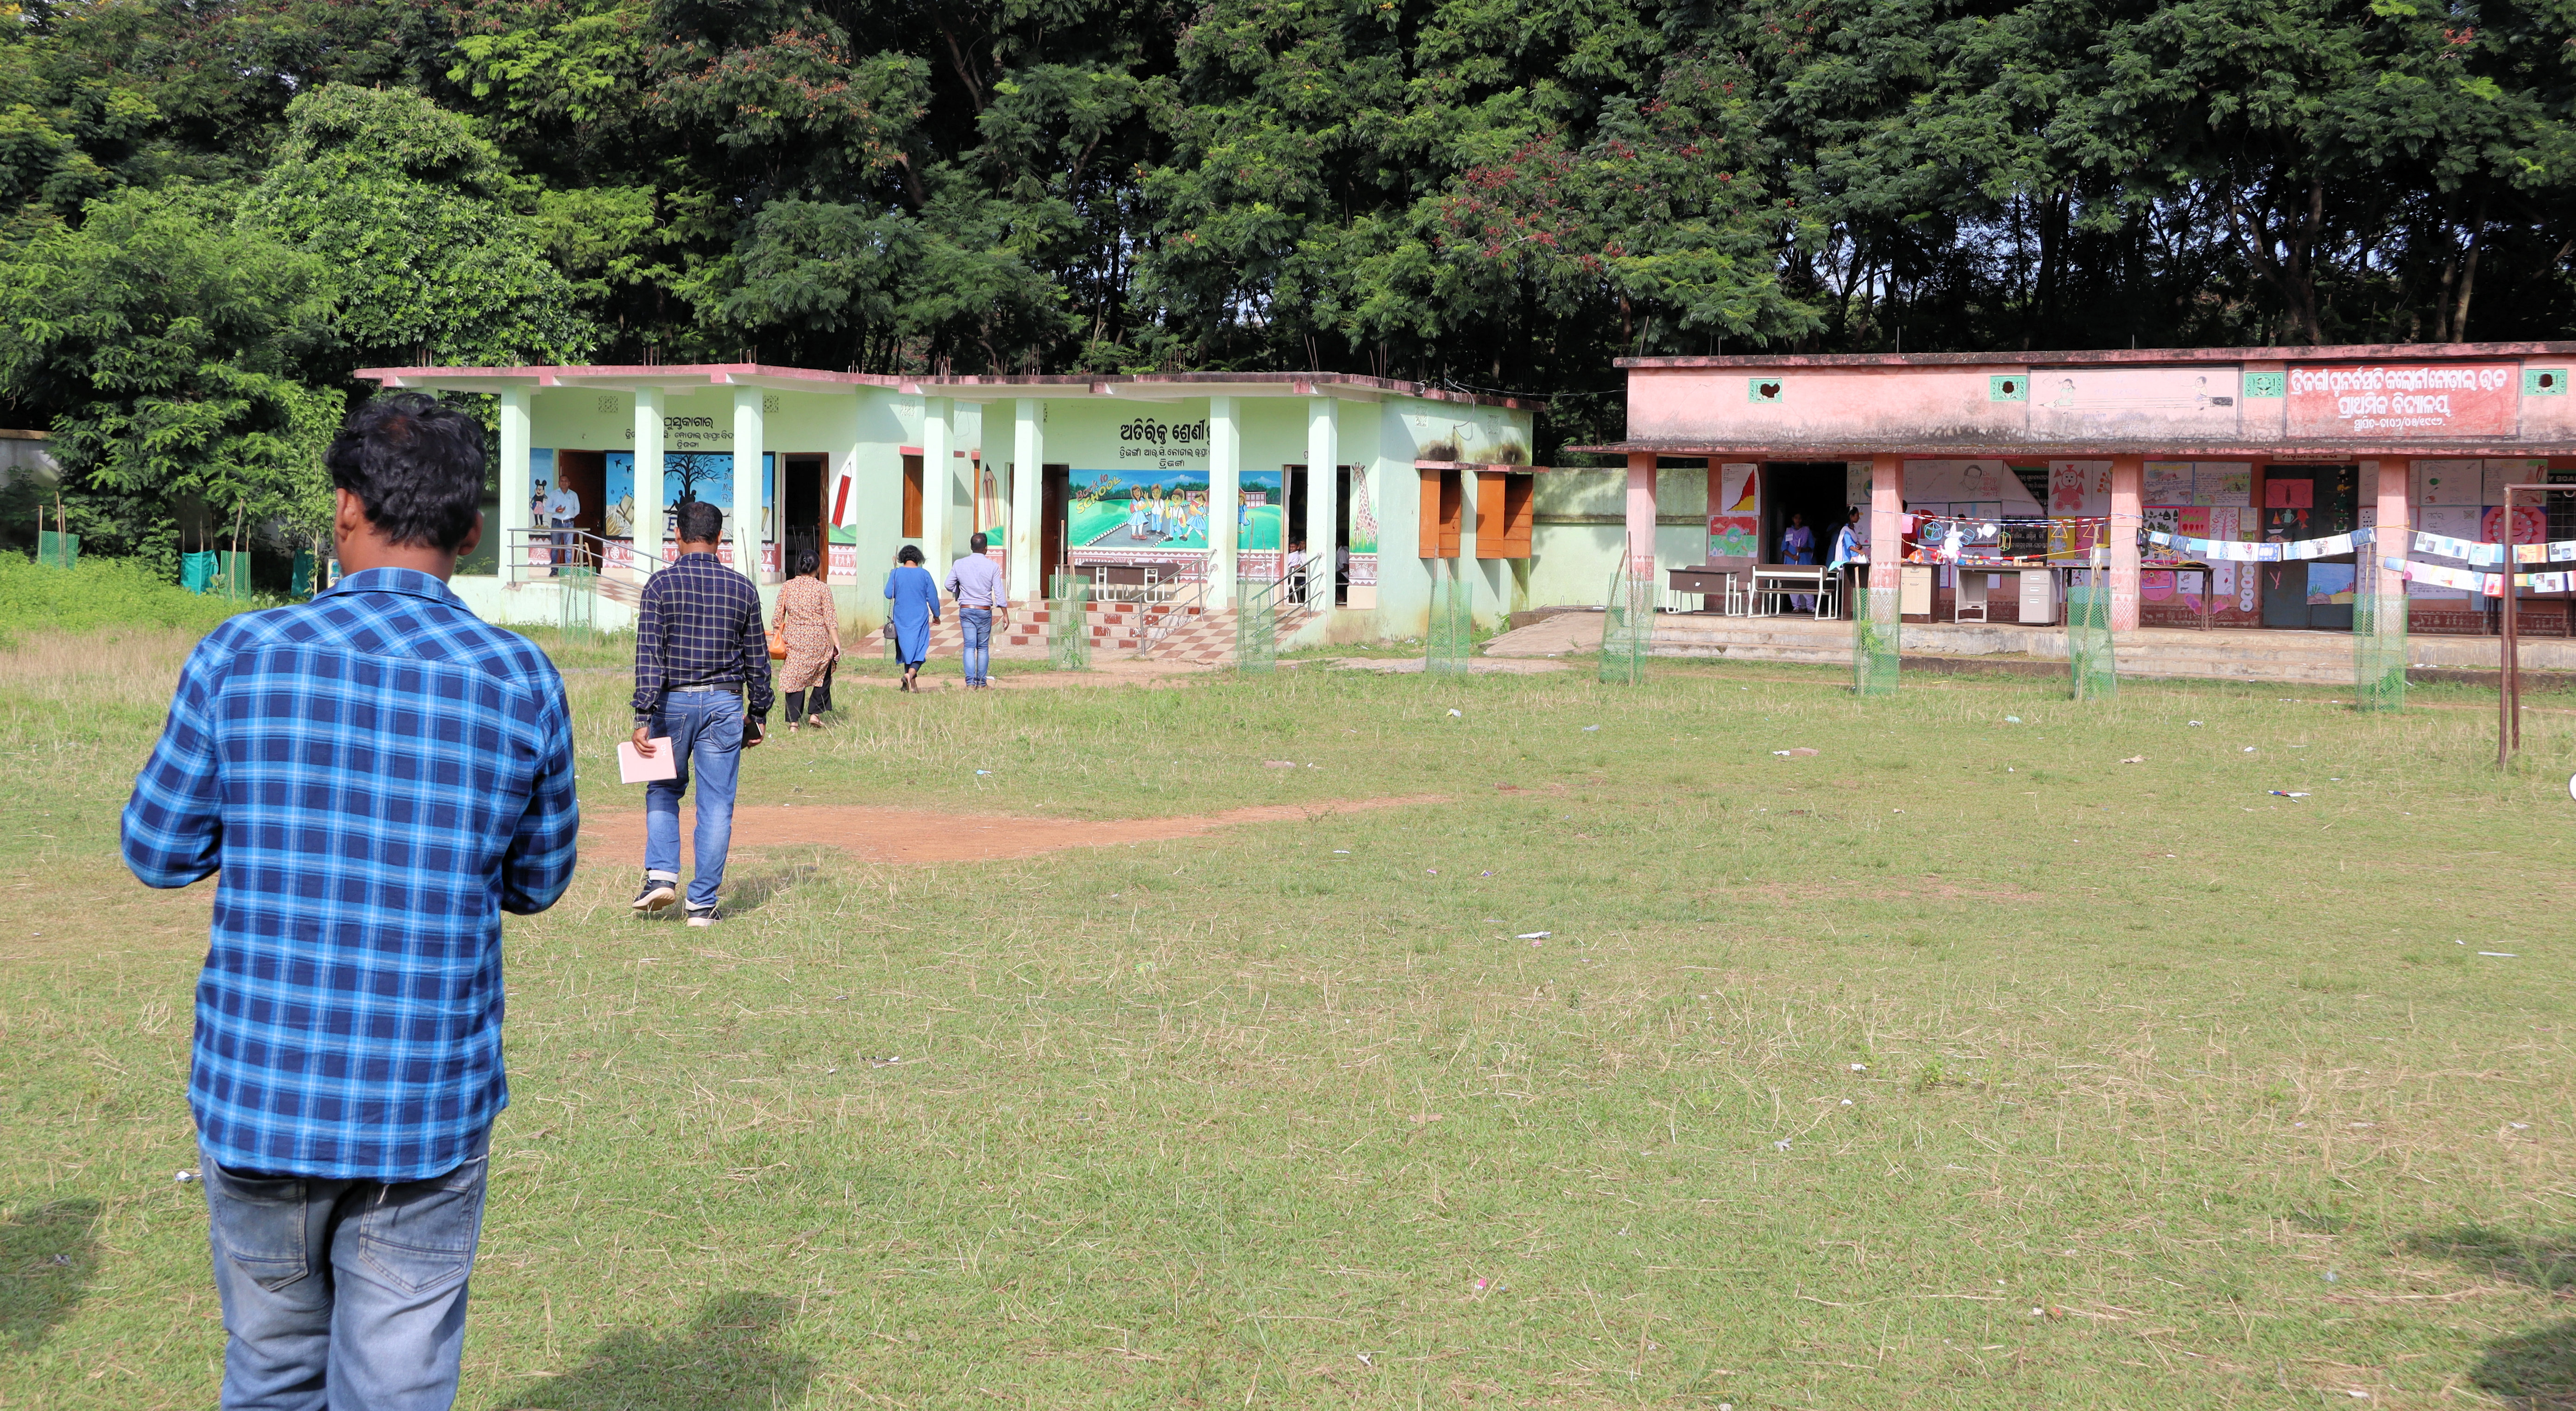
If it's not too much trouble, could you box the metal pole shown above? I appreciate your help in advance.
[2501,484,2520,765]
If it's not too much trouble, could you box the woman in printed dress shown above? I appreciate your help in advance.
[773,550,842,728]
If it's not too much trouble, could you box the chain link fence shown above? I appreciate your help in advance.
[1048,570,1093,670]
[1234,573,1278,673]
[2353,553,2406,712]
[1598,557,1652,685]
[1852,584,1900,696]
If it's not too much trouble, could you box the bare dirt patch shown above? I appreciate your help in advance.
[577,794,1447,866]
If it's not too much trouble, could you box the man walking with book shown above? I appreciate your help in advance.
[629,499,771,923]
[123,391,581,1409]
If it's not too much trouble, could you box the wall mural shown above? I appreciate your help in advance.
[604,451,776,541]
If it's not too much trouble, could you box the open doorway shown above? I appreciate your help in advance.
[1041,464,1069,588]
[2258,463,2358,630]
[1760,462,1845,568]
[781,453,827,576]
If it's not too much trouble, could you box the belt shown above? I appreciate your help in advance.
[671,683,743,695]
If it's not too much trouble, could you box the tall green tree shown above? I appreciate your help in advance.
[0,182,339,569]
[244,83,599,368]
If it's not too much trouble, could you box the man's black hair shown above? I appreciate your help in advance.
[896,544,924,565]
[324,392,487,552]
[674,500,724,544]
[969,531,989,554]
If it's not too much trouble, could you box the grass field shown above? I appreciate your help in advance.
[6,626,2576,1409]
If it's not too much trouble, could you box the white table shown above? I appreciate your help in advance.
[1750,564,1836,619]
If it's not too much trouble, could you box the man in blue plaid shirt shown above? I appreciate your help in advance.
[627,497,771,924]
[122,392,579,1410]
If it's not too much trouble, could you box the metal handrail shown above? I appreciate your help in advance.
[505,527,668,582]
[1135,572,1209,658]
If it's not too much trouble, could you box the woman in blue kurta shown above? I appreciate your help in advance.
[883,544,941,692]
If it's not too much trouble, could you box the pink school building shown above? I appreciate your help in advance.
[1575,343,2576,635]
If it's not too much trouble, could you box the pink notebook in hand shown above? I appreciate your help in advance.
[617,739,678,784]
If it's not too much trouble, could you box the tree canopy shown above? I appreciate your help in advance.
[5,0,2576,563]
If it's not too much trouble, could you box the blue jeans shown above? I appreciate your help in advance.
[645,690,743,911]
[960,607,993,685]
[201,1127,491,1411]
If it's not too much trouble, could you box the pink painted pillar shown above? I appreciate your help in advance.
[1868,455,1903,597]
[1625,452,1657,570]
[2108,454,2144,631]
[2374,458,2410,611]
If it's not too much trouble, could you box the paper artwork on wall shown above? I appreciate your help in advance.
[2413,458,2482,506]
[2485,458,2547,502]
[2047,461,2112,516]
[2194,463,2253,506]
[2144,461,2194,505]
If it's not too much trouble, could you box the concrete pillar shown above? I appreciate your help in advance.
[631,387,664,572]
[1868,455,1904,595]
[2374,457,2411,621]
[731,385,765,579]
[1009,398,1041,601]
[1305,396,1338,609]
[1209,394,1239,607]
[2108,453,2144,631]
[921,396,952,569]
[1624,451,1656,571]
[498,386,531,583]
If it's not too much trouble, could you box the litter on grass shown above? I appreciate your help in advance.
[175,1171,197,1183]
[2005,715,2023,723]
[1517,931,1551,940]
[1446,709,1461,717]
[1263,759,1296,768]
[2481,951,2519,957]
[2119,755,2145,763]
[1582,725,1600,732]
[2269,791,2310,798]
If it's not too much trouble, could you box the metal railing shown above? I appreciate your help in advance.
[505,528,666,589]
[1134,572,1210,658]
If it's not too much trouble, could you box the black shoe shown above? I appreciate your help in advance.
[632,875,679,913]
[686,905,721,928]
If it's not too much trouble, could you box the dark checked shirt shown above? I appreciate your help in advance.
[120,569,580,1181]
[631,550,773,724]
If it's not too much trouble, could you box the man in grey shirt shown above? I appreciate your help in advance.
[945,532,1010,688]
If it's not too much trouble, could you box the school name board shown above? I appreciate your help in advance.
[1116,417,1209,468]
[2288,363,2517,438]
[621,417,736,451]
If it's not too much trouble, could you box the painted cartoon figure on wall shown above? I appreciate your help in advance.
[1066,469,1286,551]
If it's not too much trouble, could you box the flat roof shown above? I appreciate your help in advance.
[1568,437,2576,459]
[1616,340,2576,370]
[352,364,1543,412]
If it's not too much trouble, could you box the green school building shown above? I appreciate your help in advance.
[354,365,1563,646]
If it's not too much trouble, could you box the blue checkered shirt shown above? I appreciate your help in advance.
[121,568,580,1181]
[631,550,774,723]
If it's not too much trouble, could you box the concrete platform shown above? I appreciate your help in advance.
[1486,609,2576,687]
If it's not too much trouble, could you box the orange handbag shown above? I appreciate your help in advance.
[766,626,788,660]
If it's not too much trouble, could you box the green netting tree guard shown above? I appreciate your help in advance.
[181,551,218,594]
[2066,573,2116,701]
[1234,572,1278,673]
[2353,552,2407,712]
[1426,559,1474,676]
[35,529,77,569]
[558,565,598,642]
[1852,586,1900,696]
[208,550,252,601]
[1048,569,1093,670]
[1597,557,1652,684]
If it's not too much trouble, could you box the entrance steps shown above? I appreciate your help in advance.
[877,597,1314,664]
